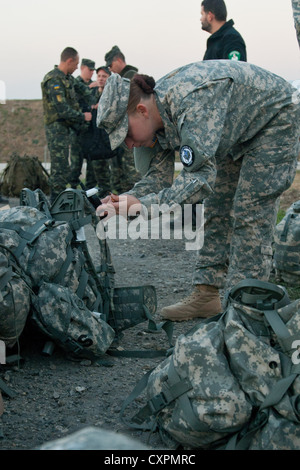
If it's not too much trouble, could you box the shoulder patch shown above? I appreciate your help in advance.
[228,51,241,61]
[180,145,195,167]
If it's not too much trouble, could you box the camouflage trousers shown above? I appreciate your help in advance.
[69,135,97,190]
[45,122,73,202]
[193,105,300,294]
[110,147,141,194]
[92,159,112,197]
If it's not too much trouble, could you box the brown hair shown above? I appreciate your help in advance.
[127,74,156,114]
[60,47,78,62]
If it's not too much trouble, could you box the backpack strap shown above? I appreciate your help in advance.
[119,356,193,431]
[225,297,300,450]
[0,217,52,259]
[226,279,290,311]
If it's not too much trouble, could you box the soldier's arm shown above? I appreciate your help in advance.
[47,78,85,124]
[126,141,216,215]
[126,145,175,199]
[73,78,94,108]
[126,79,234,214]
[222,35,247,61]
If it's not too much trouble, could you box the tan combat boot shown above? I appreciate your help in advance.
[160,285,222,321]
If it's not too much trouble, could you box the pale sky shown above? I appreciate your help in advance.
[1,0,299,100]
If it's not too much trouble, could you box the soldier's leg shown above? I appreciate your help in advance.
[192,154,241,288]
[46,123,71,203]
[225,103,300,293]
[92,159,112,197]
[161,153,239,321]
[225,151,297,292]
[161,104,300,321]
[85,158,97,189]
[120,147,141,193]
[110,154,124,194]
[69,136,84,189]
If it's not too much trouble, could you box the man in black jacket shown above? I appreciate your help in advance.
[201,0,247,61]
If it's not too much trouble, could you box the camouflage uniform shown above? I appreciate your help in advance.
[91,87,113,196]
[99,62,300,294]
[69,75,96,189]
[292,0,300,47]
[41,67,88,201]
[104,47,141,193]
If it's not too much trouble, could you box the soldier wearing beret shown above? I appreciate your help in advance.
[41,47,92,202]
[96,61,300,321]
[103,46,141,194]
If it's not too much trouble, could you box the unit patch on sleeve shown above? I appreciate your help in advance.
[228,51,241,61]
[180,145,195,167]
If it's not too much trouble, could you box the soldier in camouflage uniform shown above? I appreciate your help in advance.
[41,47,92,202]
[69,58,97,190]
[292,0,300,47]
[97,62,300,321]
[104,46,141,193]
[91,66,114,196]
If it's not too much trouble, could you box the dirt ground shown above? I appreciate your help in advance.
[0,173,299,452]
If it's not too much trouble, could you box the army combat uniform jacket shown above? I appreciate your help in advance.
[41,67,91,130]
[129,60,300,292]
[131,60,299,209]
[41,67,92,200]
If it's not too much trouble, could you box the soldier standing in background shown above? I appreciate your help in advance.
[104,46,141,193]
[41,47,92,202]
[69,58,98,190]
[200,0,247,61]
[292,0,300,47]
[91,66,114,196]
[97,63,300,321]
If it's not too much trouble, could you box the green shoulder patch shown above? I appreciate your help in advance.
[228,51,241,61]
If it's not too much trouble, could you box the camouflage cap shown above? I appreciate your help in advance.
[97,73,130,150]
[96,65,111,76]
[105,45,121,67]
[81,58,95,70]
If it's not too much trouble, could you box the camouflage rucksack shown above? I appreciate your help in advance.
[0,188,168,360]
[0,153,49,197]
[0,190,115,358]
[121,280,300,450]
[273,200,300,286]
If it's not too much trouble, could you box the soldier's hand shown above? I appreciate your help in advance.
[84,112,92,122]
[96,194,141,222]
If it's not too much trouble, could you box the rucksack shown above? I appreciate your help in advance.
[0,188,170,360]
[273,200,300,286]
[121,279,300,450]
[0,153,49,197]
[0,190,115,358]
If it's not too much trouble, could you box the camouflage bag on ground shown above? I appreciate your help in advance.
[31,282,115,359]
[121,280,300,450]
[0,188,166,360]
[0,190,115,358]
[0,247,32,347]
[273,200,300,286]
[0,153,49,197]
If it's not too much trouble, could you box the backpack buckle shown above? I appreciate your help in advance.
[149,392,169,413]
